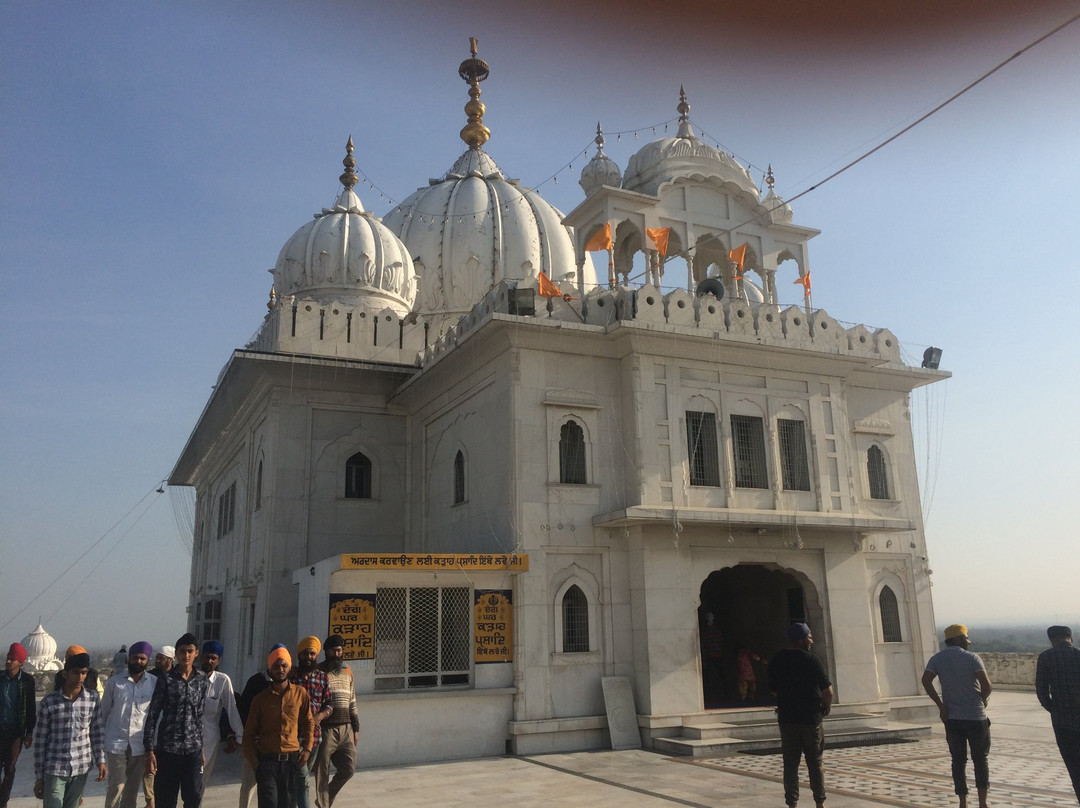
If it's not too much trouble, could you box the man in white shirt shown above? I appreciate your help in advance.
[100,641,157,808]
[198,641,242,785]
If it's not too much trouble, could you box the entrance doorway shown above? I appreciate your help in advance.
[698,564,825,709]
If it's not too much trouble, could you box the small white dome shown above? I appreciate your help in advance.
[580,123,622,196]
[272,140,417,315]
[622,89,760,203]
[21,623,61,671]
[761,168,793,224]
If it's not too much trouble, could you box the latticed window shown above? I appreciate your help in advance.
[778,419,811,491]
[879,586,902,642]
[561,585,590,652]
[731,415,768,488]
[374,586,471,690]
[559,421,587,484]
[867,445,890,500]
[345,452,372,499]
[685,411,721,487]
[453,451,466,504]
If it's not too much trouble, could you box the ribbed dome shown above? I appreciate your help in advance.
[761,167,793,224]
[383,149,597,321]
[622,89,759,202]
[21,623,61,671]
[580,123,622,196]
[273,186,417,314]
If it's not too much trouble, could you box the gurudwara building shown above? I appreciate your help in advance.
[171,42,948,766]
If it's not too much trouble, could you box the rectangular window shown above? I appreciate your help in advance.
[374,586,471,691]
[777,419,811,491]
[216,482,236,538]
[685,411,721,487]
[731,415,768,488]
[202,598,222,642]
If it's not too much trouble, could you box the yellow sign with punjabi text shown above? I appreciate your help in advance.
[340,553,528,572]
[473,590,513,664]
[327,594,375,661]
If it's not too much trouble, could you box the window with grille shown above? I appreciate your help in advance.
[453,451,466,504]
[778,419,811,491]
[202,597,222,643]
[374,586,471,690]
[216,482,236,538]
[879,586,902,642]
[731,415,768,488]
[561,585,590,652]
[345,451,372,499]
[685,411,721,487]
[559,421,587,484]
[867,445,890,500]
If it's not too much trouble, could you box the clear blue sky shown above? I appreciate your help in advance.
[2,1,1078,653]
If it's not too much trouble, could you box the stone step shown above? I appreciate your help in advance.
[653,721,932,758]
[681,711,888,741]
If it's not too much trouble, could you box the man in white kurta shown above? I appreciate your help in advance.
[198,642,242,786]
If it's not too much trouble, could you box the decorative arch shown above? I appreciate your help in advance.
[866,442,891,500]
[558,419,587,485]
[871,571,910,644]
[345,451,373,499]
[552,565,601,657]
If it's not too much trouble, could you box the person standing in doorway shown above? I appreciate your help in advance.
[923,623,992,808]
[1,642,37,808]
[33,652,107,808]
[101,641,156,808]
[145,634,208,808]
[767,623,833,808]
[1036,625,1080,802]
[313,636,357,808]
[198,641,242,785]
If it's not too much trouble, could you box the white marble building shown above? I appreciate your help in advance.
[171,43,947,766]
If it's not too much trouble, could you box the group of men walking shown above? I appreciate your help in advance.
[768,621,1080,807]
[0,633,359,808]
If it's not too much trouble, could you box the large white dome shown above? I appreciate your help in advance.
[272,139,417,315]
[21,623,62,671]
[384,149,594,320]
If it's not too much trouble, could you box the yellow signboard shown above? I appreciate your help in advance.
[474,589,513,663]
[327,594,375,660]
[341,553,528,572]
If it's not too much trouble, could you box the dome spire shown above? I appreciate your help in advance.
[339,135,358,189]
[766,164,776,191]
[676,86,694,139]
[458,37,491,150]
[593,122,607,156]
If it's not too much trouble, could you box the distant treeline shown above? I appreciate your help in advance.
[936,624,1074,653]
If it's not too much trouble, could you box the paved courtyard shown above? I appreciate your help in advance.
[7,691,1075,807]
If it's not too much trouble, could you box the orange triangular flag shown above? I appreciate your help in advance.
[584,222,613,252]
[536,271,563,299]
[645,226,670,256]
[728,242,748,271]
[793,272,812,291]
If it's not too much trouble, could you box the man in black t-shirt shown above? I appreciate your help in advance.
[767,623,833,808]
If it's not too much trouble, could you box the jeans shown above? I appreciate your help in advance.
[292,743,318,808]
[944,718,991,797]
[255,756,297,808]
[42,773,89,808]
[779,721,825,806]
[154,750,203,808]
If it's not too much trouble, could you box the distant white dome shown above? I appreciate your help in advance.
[21,623,62,671]
[272,140,417,315]
[384,148,597,323]
[622,89,760,203]
[761,166,794,224]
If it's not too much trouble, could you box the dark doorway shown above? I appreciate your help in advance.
[698,564,822,709]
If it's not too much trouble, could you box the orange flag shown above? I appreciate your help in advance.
[584,222,613,252]
[536,271,563,298]
[728,242,748,271]
[645,226,670,256]
[793,272,812,292]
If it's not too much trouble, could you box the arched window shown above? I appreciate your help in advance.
[559,421,587,484]
[345,452,372,499]
[254,460,263,510]
[453,450,466,504]
[561,585,590,652]
[867,445,890,500]
[879,585,902,642]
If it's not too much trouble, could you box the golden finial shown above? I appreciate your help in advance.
[339,136,358,189]
[458,37,491,150]
[766,164,775,191]
[268,285,276,311]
